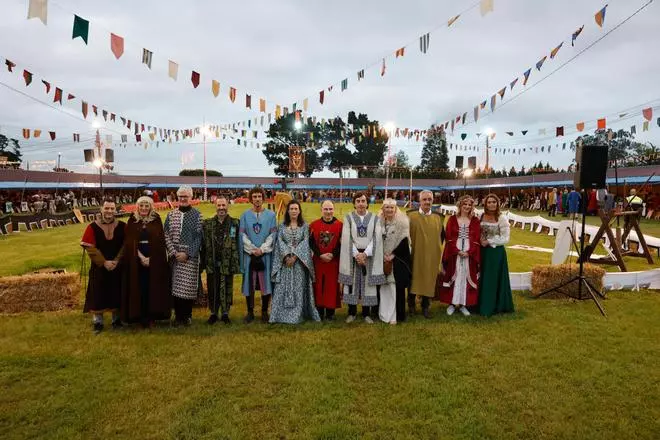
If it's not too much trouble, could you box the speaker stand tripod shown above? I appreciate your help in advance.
[536,190,607,316]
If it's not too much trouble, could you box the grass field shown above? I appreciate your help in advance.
[1,202,659,439]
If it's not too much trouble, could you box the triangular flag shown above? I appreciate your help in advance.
[473,106,479,122]
[229,87,236,103]
[490,132,496,140]
[595,5,607,28]
[49,131,55,140]
[490,94,497,112]
[211,80,220,97]
[480,100,487,109]
[448,15,460,27]
[27,0,48,25]
[419,33,430,54]
[522,130,528,135]
[81,101,88,119]
[5,59,16,72]
[33,130,41,138]
[168,60,178,80]
[381,58,386,76]
[510,78,518,90]
[597,118,606,129]
[275,105,281,119]
[341,78,348,91]
[246,94,252,109]
[550,42,563,59]
[93,105,98,116]
[191,71,200,88]
[53,87,62,104]
[631,125,637,135]
[480,0,494,16]
[536,56,547,71]
[22,129,30,139]
[303,98,308,111]
[67,93,75,100]
[395,47,405,58]
[72,15,89,44]
[23,70,32,86]
[576,122,585,132]
[506,132,513,136]
[642,107,653,121]
[572,26,584,46]
[142,48,153,69]
[357,69,364,81]
[260,98,266,112]
[110,33,124,59]
[522,68,532,85]
[319,90,325,104]
[643,121,649,131]
[556,126,564,137]
[461,133,467,140]
[498,87,506,99]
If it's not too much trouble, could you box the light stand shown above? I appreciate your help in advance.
[536,189,607,316]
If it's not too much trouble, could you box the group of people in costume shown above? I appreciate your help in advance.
[81,185,514,333]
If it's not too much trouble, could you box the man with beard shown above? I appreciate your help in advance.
[239,186,277,323]
[202,195,241,324]
[80,198,126,333]
[164,185,203,326]
[309,200,342,321]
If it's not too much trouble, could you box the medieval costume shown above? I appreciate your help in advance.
[439,215,481,312]
[568,189,581,215]
[309,216,342,320]
[338,211,386,321]
[121,199,171,325]
[407,209,444,317]
[201,214,241,323]
[164,202,202,324]
[239,208,277,321]
[479,214,514,317]
[587,189,598,215]
[81,218,125,331]
[270,224,321,324]
[379,206,411,324]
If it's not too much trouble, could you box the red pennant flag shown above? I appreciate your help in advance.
[5,59,16,72]
[643,107,653,121]
[53,87,63,104]
[22,129,30,139]
[191,71,200,88]
[81,101,88,119]
[229,87,236,103]
[136,134,142,142]
[67,93,75,100]
[556,126,564,137]
[92,105,98,116]
[49,131,56,141]
[23,70,32,86]
[597,118,606,129]
[42,80,51,93]
[110,113,115,122]
[110,33,124,59]
[319,90,324,104]
[246,94,252,109]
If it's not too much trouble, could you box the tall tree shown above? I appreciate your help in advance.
[320,117,352,176]
[346,111,389,177]
[393,150,410,169]
[262,113,324,177]
[418,125,448,176]
[575,128,642,163]
[0,134,22,169]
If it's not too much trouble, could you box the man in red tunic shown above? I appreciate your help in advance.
[309,200,342,321]
[81,198,126,333]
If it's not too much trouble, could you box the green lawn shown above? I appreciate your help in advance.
[1,202,659,439]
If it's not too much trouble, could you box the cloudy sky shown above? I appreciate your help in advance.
[1,0,659,177]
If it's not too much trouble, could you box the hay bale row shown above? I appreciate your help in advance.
[531,263,606,298]
[0,272,80,313]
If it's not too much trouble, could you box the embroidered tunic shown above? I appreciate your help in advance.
[164,207,203,300]
[309,217,342,309]
[238,209,277,296]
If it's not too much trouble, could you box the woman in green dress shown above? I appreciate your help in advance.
[478,194,514,317]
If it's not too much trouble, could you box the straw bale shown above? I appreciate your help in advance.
[531,263,606,298]
[0,272,80,313]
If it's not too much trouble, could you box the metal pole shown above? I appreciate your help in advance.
[203,118,208,201]
[409,168,413,204]
[385,133,392,199]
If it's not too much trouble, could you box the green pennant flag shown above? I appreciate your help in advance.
[72,15,89,44]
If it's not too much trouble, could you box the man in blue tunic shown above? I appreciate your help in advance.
[239,186,277,323]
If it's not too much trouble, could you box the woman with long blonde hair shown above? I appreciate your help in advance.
[379,199,411,324]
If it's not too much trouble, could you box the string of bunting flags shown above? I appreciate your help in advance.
[25,0,496,121]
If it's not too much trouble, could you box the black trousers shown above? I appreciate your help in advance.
[408,294,430,308]
[316,307,336,319]
[173,297,193,322]
[246,293,270,314]
[348,304,372,317]
[548,204,557,217]
[395,285,407,322]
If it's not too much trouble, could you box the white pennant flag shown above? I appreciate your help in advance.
[480,0,494,16]
[142,48,153,69]
[28,0,48,25]
[168,60,178,81]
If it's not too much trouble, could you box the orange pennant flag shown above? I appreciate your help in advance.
[110,33,124,59]
[597,118,606,130]
[229,87,236,103]
[22,129,30,139]
[395,47,405,58]
[34,130,41,138]
[211,80,220,97]
[259,98,266,112]
[576,122,585,132]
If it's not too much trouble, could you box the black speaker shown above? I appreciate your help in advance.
[574,144,608,189]
[467,156,476,170]
[105,149,114,163]
[83,149,94,162]
[455,156,464,169]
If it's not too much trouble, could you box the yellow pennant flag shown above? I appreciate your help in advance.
[27,0,48,25]
[303,98,309,111]
[259,98,266,112]
[211,80,220,97]
[480,0,494,16]
[33,129,42,138]
[168,60,178,81]
[275,105,282,119]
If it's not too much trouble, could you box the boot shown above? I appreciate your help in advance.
[407,295,416,316]
[261,295,271,323]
